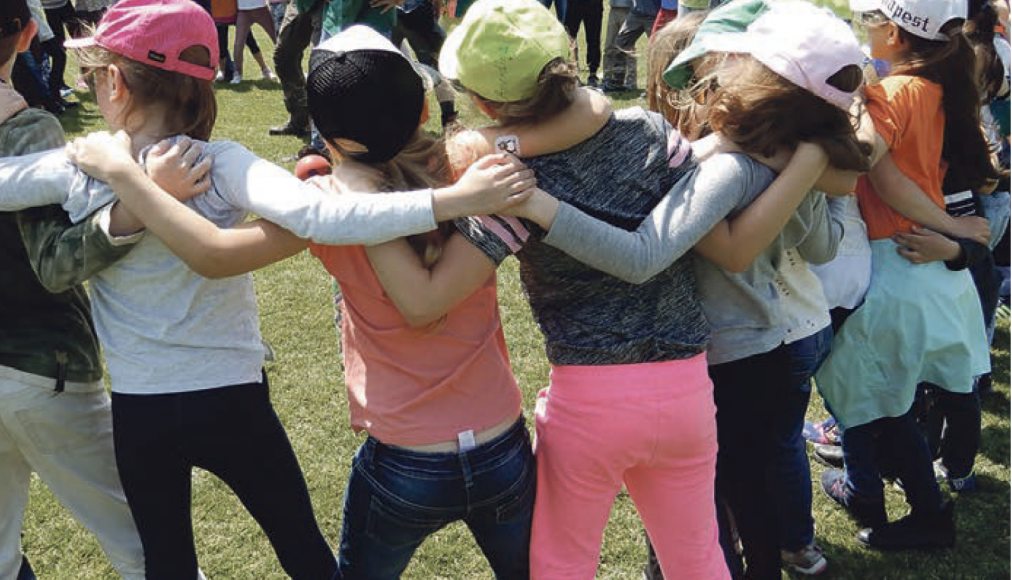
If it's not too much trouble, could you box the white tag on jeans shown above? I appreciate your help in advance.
[457,430,477,452]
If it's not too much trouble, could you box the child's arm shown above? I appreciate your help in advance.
[472,87,613,157]
[364,234,498,327]
[516,144,829,282]
[791,192,844,266]
[209,142,535,245]
[0,148,80,211]
[869,153,991,245]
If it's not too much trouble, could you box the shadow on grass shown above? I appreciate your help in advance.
[979,424,1011,468]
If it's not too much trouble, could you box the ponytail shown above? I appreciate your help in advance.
[893,23,999,192]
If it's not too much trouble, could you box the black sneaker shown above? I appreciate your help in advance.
[821,469,887,528]
[587,74,600,88]
[813,443,844,468]
[269,120,310,137]
[857,501,955,550]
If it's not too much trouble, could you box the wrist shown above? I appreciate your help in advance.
[432,185,464,222]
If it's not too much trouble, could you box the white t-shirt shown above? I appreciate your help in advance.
[810,195,872,310]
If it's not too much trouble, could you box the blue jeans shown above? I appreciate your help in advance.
[775,326,833,551]
[337,419,535,579]
[842,406,942,516]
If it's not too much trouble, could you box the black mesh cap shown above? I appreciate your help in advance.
[307,48,425,163]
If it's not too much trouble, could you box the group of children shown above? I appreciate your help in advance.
[0,0,1008,579]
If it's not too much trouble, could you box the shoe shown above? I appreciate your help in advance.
[948,471,977,493]
[601,82,626,94]
[587,74,600,88]
[214,69,225,82]
[813,443,843,468]
[821,469,887,528]
[261,68,278,82]
[229,73,242,85]
[857,501,955,550]
[804,417,841,445]
[268,120,310,137]
[781,543,828,576]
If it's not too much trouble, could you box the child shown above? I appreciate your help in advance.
[0,2,198,577]
[0,1,534,577]
[233,0,277,83]
[504,3,865,576]
[816,0,994,550]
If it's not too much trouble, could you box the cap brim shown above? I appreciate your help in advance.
[64,36,97,49]
[663,30,751,88]
[438,24,466,82]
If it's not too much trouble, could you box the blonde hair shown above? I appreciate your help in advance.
[76,44,217,141]
[329,130,456,267]
[647,12,708,135]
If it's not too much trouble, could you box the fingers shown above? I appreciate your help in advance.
[192,172,213,195]
[473,153,508,170]
[896,245,924,264]
[503,188,535,206]
[181,144,203,170]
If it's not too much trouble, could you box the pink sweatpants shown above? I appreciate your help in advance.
[530,354,728,580]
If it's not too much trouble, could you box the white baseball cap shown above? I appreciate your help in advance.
[850,0,968,41]
[706,1,865,110]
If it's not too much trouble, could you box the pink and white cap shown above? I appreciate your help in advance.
[850,0,967,41]
[65,0,218,81]
[707,1,865,110]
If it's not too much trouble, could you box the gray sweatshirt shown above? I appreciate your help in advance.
[457,108,708,366]
[543,152,841,365]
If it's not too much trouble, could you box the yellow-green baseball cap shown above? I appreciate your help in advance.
[439,0,571,102]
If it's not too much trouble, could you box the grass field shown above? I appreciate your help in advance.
[18,9,1011,579]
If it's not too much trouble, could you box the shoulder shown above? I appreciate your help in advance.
[873,75,942,106]
[0,108,65,155]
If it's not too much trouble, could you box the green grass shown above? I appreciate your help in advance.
[20,14,1011,579]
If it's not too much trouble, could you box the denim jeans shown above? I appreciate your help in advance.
[709,336,831,579]
[775,326,833,551]
[337,419,535,579]
[842,406,942,516]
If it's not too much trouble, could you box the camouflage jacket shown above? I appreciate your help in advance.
[1,98,135,387]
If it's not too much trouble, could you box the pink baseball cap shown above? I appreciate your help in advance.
[65,0,218,81]
[706,1,865,110]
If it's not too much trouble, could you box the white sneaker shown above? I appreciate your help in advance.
[214,69,224,82]
[781,543,828,576]
[229,73,242,85]
[262,68,278,82]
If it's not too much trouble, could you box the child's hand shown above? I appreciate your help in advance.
[948,215,991,246]
[894,226,962,264]
[66,130,137,182]
[146,137,213,202]
[433,153,537,221]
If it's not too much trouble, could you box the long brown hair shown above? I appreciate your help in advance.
[890,19,998,192]
[707,56,870,171]
[76,45,217,141]
[328,130,455,266]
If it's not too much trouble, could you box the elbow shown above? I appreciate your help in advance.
[188,250,237,279]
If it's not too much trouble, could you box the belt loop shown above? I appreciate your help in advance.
[363,437,376,470]
[54,351,68,393]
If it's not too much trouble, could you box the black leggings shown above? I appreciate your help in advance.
[44,3,78,97]
[112,375,336,580]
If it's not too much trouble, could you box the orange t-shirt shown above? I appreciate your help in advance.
[855,75,947,240]
[308,242,522,447]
